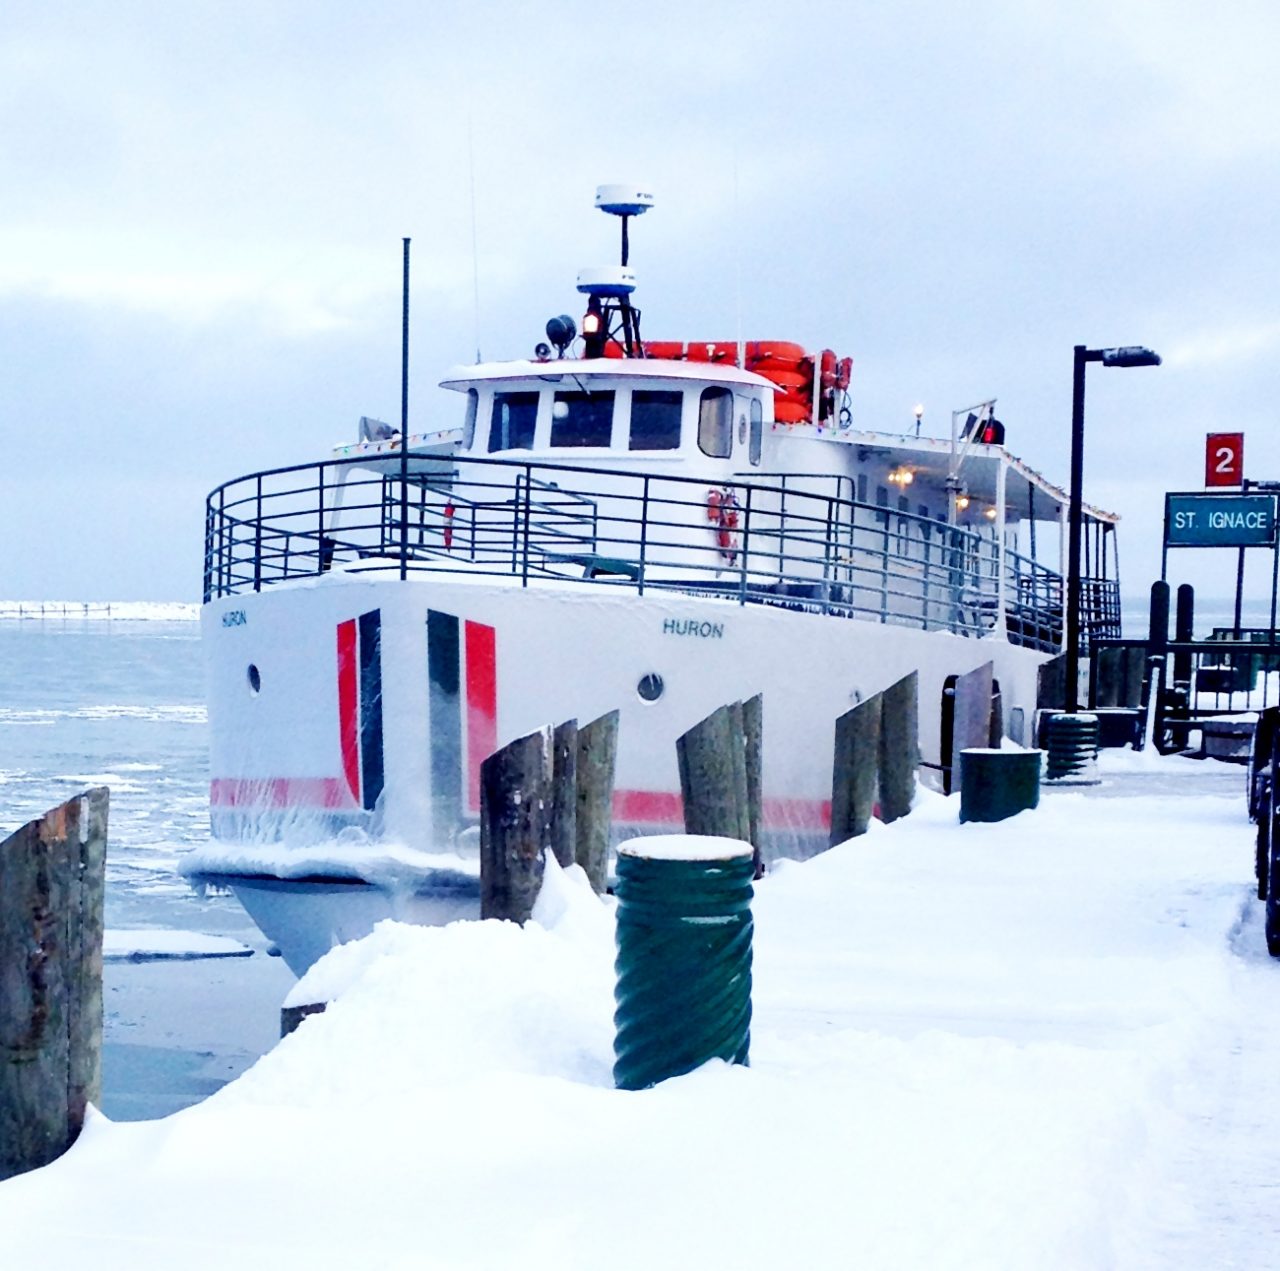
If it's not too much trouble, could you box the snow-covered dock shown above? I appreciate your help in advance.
[3,749,1277,1269]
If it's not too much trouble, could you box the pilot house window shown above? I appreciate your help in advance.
[551,391,614,447]
[488,391,539,452]
[698,387,733,458]
[629,390,683,450]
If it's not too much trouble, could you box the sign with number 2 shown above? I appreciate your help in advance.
[1206,433,1244,488]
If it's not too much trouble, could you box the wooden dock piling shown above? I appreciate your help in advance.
[677,702,751,844]
[831,693,882,843]
[550,719,579,871]
[575,710,619,894]
[480,729,552,924]
[1,789,107,1182]
[878,672,919,825]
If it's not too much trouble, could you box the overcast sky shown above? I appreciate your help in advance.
[3,0,1278,608]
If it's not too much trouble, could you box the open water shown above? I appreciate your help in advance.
[0,615,293,1118]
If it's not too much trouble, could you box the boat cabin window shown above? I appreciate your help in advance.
[462,388,479,449]
[749,398,762,465]
[629,389,683,450]
[551,390,614,447]
[698,387,733,458]
[488,391,539,452]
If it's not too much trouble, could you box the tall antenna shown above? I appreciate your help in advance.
[734,153,743,370]
[467,114,482,363]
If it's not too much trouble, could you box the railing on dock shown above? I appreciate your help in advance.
[203,452,1108,650]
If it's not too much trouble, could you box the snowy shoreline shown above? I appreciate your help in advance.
[0,600,199,622]
[2,752,1272,1268]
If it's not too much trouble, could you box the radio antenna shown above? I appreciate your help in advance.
[467,114,482,363]
[734,152,744,370]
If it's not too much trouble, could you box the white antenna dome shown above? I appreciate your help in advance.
[595,185,655,217]
[576,265,637,297]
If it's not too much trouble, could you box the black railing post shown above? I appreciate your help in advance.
[738,484,752,605]
[317,465,326,577]
[217,488,226,597]
[521,465,533,586]
[400,238,410,583]
[253,475,263,594]
[637,477,649,596]
[202,501,214,602]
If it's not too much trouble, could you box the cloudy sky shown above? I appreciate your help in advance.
[3,0,1277,607]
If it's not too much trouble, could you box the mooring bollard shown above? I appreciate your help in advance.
[1044,712,1100,785]
[612,836,753,1092]
[958,748,1042,823]
[1,788,108,1182]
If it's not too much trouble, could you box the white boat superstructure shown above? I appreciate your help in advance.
[191,187,1122,972]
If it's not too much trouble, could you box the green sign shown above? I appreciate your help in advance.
[1165,493,1277,547]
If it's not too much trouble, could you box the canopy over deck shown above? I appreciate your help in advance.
[843,429,1119,526]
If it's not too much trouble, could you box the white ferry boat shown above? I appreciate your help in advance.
[190,187,1121,972]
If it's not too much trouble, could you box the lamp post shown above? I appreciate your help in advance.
[1065,344,1161,712]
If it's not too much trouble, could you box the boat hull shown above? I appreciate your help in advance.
[195,571,1046,970]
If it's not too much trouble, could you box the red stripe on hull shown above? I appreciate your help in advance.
[209,779,830,830]
[336,619,360,803]
[464,621,498,813]
[210,777,353,809]
[611,790,832,831]
[612,789,684,823]
[762,797,832,831]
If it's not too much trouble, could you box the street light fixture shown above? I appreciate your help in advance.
[1065,343,1161,713]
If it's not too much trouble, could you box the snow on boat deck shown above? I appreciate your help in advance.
[3,750,1278,1268]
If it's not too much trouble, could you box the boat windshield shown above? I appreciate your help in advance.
[551,390,614,447]
[488,391,539,452]
[698,387,732,458]
[629,389,683,451]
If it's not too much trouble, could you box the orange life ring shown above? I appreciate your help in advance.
[757,368,809,392]
[643,340,686,360]
[443,502,456,550]
[747,358,803,381]
[835,356,852,392]
[747,340,806,363]
[706,488,741,563]
[685,341,739,364]
[773,399,810,425]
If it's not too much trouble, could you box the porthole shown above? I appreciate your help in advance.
[247,664,261,694]
[637,673,664,702]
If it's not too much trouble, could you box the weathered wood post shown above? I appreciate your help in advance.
[1122,645,1148,710]
[550,718,578,870]
[575,710,619,894]
[480,729,552,923]
[743,694,763,876]
[878,672,918,825]
[1,788,107,1182]
[831,692,882,844]
[947,661,995,794]
[1036,652,1068,712]
[677,702,751,843]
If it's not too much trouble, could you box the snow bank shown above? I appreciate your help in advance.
[0,761,1257,1270]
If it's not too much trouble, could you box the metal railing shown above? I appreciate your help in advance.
[203,451,1091,646]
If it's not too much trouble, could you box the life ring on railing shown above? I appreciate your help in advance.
[774,399,811,425]
[443,501,456,550]
[706,488,741,564]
